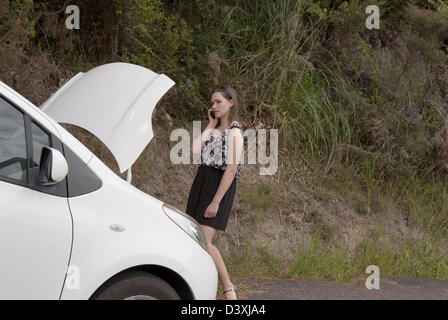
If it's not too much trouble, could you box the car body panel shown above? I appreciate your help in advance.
[40,63,175,173]
[0,165,72,300]
[60,155,216,299]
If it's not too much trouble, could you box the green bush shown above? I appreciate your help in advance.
[0,0,36,65]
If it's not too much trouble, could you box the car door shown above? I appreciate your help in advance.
[0,95,72,299]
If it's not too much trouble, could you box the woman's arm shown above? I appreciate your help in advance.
[191,111,219,155]
[204,128,244,218]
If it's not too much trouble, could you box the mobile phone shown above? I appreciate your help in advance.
[210,111,216,119]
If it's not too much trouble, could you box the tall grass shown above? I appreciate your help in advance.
[214,0,352,169]
[288,228,448,283]
[289,232,353,281]
[393,172,448,233]
[229,242,286,279]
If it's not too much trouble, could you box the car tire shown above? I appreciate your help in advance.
[91,271,180,300]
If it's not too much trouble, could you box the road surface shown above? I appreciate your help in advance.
[217,276,448,300]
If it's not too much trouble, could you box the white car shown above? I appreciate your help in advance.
[0,62,217,300]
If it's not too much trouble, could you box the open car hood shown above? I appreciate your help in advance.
[41,63,175,173]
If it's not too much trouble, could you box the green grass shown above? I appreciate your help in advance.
[327,163,359,201]
[388,171,448,233]
[357,196,371,216]
[352,231,448,280]
[285,229,448,284]
[228,242,286,279]
[313,221,337,242]
[226,225,448,284]
[312,176,333,201]
[240,184,278,224]
[288,233,353,281]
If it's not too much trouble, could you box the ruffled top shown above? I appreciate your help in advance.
[200,122,243,179]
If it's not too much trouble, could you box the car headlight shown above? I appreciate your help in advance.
[162,203,208,252]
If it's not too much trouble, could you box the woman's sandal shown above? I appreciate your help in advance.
[223,283,238,300]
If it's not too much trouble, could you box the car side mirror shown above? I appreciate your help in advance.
[39,147,69,185]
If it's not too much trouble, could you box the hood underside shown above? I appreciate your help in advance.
[40,62,175,173]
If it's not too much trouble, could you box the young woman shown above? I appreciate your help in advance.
[187,86,244,300]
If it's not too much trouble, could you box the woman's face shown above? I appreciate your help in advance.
[210,92,233,120]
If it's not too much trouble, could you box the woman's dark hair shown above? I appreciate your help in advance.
[211,86,240,127]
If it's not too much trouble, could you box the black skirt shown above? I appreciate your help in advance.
[186,165,237,231]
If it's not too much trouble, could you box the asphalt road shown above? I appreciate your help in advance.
[217,276,448,300]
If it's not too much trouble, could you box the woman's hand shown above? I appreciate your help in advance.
[208,109,219,127]
[204,201,219,219]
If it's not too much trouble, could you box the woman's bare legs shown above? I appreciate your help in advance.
[200,224,237,300]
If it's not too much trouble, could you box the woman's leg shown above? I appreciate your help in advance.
[200,224,237,300]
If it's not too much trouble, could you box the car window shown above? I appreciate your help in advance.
[0,97,28,182]
[31,122,51,167]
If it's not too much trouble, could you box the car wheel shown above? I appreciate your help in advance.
[91,271,180,300]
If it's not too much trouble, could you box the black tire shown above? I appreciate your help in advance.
[91,271,180,300]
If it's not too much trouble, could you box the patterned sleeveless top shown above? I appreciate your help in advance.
[200,122,243,179]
